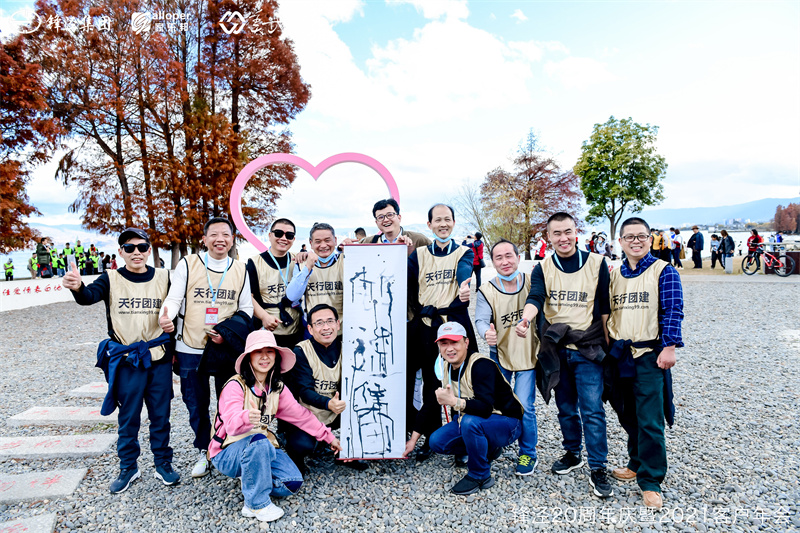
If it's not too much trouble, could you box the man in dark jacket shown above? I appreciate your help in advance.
[686,226,704,269]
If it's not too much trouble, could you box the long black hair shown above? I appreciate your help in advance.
[239,351,284,394]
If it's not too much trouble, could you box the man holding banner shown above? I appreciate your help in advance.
[404,204,475,461]
[282,304,368,472]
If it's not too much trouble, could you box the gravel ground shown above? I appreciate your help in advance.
[1,275,799,532]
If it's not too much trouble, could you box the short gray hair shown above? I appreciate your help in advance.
[310,222,336,240]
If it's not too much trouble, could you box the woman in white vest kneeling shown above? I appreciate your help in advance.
[209,330,342,522]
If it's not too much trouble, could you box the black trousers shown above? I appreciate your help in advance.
[692,250,702,268]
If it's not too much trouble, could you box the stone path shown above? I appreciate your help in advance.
[0,513,58,533]
[1,380,132,531]
[0,469,87,504]
[0,435,117,459]
[7,406,136,426]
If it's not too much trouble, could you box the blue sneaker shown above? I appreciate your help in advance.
[109,467,140,494]
[154,462,181,486]
[515,454,538,476]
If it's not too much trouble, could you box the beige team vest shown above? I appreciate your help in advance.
[607,260,667,358]
[541,253,603,350]
[479,274,539,371]
[107,269,170,362]
[296,340,342,426]
[180,255,246,350]
[213,375,280,449]
[305,257,345,334]
[441,354,513,418]
[417,244,468,327]
[252,254,301,336]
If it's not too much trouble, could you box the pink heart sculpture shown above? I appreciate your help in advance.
[229,153,400,253]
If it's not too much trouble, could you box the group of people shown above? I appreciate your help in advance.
[62,199,684,523]
[15,237,116,281]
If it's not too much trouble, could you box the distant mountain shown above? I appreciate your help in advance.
[639,197,800,228]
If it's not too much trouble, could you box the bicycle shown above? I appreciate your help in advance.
[741,245,795,277]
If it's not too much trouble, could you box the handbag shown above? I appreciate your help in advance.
[479,258,486,268]
[679,248,685,260]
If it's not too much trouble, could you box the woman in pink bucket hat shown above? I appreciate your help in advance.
[208,330,342,523]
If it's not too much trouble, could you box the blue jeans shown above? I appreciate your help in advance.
[554,348,608,470]
[116,360,173,469]
[429,414,521,479]
[211,435,303,510]
[489,347,538,459]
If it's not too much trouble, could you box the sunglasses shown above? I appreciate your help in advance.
[272,229,295,240]
[121,243,151,253]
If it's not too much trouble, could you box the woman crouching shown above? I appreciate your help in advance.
[209,330,342,522]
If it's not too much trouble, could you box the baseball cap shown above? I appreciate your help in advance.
[118,228,150,245]
[435,322,467,342]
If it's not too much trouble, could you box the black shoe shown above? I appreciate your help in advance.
[589,468,614,498]
[551,451,584,475]
[154,462,180,486]
[450,474,494,495]
[343,459,369,471]
[416,442,432,462]
[454,454,468,467]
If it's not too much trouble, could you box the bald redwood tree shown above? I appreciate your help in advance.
[26,0,309,264]
[480,131,583,259]
[0,35,62,253]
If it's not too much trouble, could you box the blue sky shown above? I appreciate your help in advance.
[2,0,799,242]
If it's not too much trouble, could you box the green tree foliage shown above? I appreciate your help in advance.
[574,116,667,240]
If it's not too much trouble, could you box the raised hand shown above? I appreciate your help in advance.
[159,307,175,333]
[458,278,471,302]
[485,323,497,346]
[62,261,82,291]
[327,391,346,414]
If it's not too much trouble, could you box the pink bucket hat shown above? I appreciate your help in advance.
[234,330,296,374]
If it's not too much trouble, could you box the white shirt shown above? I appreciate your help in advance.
[161,254,253,355]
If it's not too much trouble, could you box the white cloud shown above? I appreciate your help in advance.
[510,9,528,23]
[386,0,469,20]
[544,56,616,89]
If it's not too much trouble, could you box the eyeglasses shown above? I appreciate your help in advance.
[272,229,295,240]
[121,243,151,253]
[312,318,337,328]
[621,234,650,243]
[375,213,397,222]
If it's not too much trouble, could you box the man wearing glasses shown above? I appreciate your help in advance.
[289,222,347,334]
[281,304,368,473]
[607,217,683,510]
[516,212,613,499]
[247,218,308,348]
[160,217,252,479]
[64,228,179,493]
[359,199,431,253]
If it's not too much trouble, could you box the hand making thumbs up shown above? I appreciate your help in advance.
[328,391,346,414]
[159,307,175,333]
[485,323,497,346]
[62,261,82,291]
[458,278,471,302]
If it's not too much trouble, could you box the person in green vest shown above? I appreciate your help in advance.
[29,254,38,279]
[75,240,85,271]
[4,258,13,281]
[56,254,66,277]
[78,253,87,275]
[91,251,100,274]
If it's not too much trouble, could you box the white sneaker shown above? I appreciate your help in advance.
[242,502,284,522]
[191,450,210,478]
